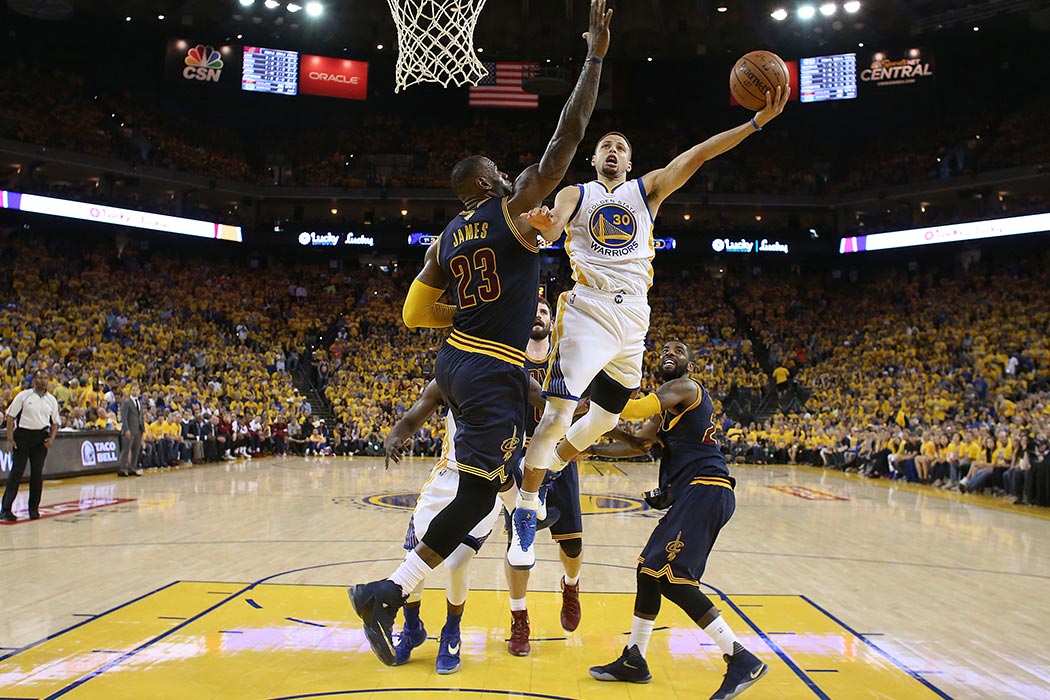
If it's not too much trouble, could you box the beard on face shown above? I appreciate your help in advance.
[659,362,688,382]
[530,324,551,341]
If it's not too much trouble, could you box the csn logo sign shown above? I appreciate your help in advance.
[183,44,225,82]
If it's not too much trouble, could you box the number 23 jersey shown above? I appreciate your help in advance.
[438,196,540,359]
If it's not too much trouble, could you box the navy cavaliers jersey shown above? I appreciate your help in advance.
[524,349,551,443]
[438,197,540,365]
[658,378,730,497]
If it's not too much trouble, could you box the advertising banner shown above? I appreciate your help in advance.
[165,39,242,89]
[0,190,243,242]
[0,431,123,480]
[859,48,935,88]
[299,55,368,100]
[839,213,1050,254]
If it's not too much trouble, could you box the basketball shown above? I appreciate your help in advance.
[730,50,789,111]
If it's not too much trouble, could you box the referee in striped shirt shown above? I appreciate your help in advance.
[2,368,60,521]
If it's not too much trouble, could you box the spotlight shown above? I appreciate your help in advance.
[158,14,165,20]
[843,1,860,12]
[264,0,280,8]
[797,5,816,19]
[287,3,302,11]
[376,43,384,49]
[305,1,323,16]
[717,5,728,12]
[819,3,836,16]
[771,8,788,20]
[239,0,255,6]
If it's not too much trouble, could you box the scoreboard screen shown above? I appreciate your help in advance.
[242,46,299,95]
[799,53,857,103]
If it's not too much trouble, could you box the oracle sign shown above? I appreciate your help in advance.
[299,55,368,100]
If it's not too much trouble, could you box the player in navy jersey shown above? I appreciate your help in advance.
[505,296,586,655]
[586,341,768,700]
[349,0,612,668]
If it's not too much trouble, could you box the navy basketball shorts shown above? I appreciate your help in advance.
[435,344,529,484]
[638,482,736,584]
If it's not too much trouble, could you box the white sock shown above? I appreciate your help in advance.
[389,551,432,596]
[703,615,740,656]
[499,483,519,513]
[628,616,655,657]
[564,573,579,586]
[510,596,527,612]
[516,489,538,511]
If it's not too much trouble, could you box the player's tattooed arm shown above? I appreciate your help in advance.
[507,0,611,222]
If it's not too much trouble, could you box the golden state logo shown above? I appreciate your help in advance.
[589,203,639,256]
[183,45,224,82]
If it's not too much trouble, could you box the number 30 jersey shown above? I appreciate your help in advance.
[564,180,656,297]
[438,196,540,363]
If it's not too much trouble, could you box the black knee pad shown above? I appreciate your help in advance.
[420,470,501,559]
[658,579,717,624]
[634,565,662,615]
[558,537,582,559]
[590,370,633,414]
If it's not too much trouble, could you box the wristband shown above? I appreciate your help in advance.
[750,116,762,132]
[586,57,603,64]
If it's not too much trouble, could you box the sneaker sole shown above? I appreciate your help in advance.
[589,669,652,683]
[436,659,461,675]
[348,586,396,666]
[507,645,531,656]
[716,663,769,700]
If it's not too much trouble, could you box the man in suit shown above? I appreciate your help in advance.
[117,383,145,477]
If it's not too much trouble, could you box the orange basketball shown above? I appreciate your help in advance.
[730,50,789,111]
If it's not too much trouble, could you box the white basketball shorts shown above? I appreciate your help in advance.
[404,462,503,551]
[544,285,650,400]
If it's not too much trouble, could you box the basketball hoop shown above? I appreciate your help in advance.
[386,0,489,92]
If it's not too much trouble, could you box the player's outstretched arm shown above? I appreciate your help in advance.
[402,235,454,328]
[507,0,611,219]
[642,85,790,215]
[522,186,583,242]
[384,380,444,467]
[620,378,700,422]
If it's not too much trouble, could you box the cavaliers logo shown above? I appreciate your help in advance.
[665,531,685,562]
[589,204,637,250]
[500,427,521,462]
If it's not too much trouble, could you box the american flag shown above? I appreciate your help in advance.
[469,62,539,109]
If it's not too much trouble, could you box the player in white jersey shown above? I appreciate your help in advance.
[507,86,791,568]
[384,375,551,674]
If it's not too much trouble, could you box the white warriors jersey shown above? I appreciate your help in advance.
[437,412,458,471]
[564,179,655,296]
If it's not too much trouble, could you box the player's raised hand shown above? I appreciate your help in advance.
[583,0,613,59]
[523,206,556,232]
[754,84,790,128]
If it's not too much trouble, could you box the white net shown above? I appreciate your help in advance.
[387,0,489,92]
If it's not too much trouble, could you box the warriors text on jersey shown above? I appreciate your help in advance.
[438,197,540,365]
[565,180,655,296]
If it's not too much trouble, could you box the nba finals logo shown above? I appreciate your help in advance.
[665,531,685,562]
[588,202,639,257]
[183,45,224,82]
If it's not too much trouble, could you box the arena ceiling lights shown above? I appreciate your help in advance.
[238,0,322,16]
[771,1,859,20]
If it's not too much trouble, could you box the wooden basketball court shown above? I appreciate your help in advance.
[1,456,1046,699]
